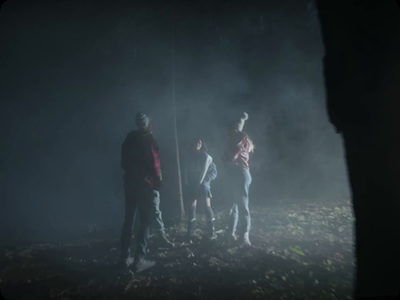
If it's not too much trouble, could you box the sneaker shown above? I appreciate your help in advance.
[241,233,251,247]
[230,232,238,242]
[119,255,135,268]
[134,258,156,273]
[209,232,218,240]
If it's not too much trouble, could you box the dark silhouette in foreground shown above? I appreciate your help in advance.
[0,0,7,11]
[317,0,400,298]
[0,290,7,300]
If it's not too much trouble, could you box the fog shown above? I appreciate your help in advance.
[0,0,350,243]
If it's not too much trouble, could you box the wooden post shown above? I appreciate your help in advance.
[171,17,185,221]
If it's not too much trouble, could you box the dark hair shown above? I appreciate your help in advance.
[191,138,208,153]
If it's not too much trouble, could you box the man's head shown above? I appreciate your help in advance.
[135,112,151,131]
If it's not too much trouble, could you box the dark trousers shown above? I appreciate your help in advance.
[120,182,154,260]
[228,166,252,235]
[131,190,165,236]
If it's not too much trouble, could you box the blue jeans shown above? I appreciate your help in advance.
[228,166,252,235]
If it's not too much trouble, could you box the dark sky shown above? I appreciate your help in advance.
[0,0,349,242]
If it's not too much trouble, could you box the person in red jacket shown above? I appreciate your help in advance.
[223,112,254,246]
[119,112,162,272]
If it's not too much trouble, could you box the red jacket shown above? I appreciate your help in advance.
[223,131,250,170]
[121,129,162,189]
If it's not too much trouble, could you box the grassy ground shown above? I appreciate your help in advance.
[0,199,354,299]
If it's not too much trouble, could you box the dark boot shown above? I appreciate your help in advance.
[187,204,197,238]
[187,219,196,238]
[206,206,217,240]
[208,220,217,240]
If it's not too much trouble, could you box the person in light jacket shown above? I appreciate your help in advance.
[185,138,218,240]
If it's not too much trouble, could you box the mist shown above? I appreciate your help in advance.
[0,0,349,243]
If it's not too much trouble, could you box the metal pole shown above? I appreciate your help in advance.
[171,14,185,221]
